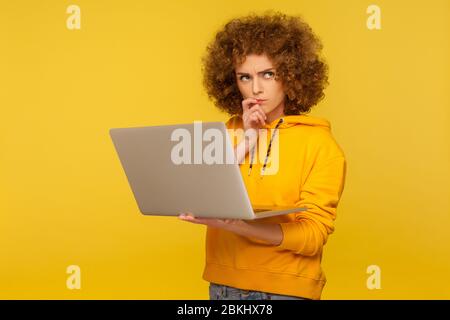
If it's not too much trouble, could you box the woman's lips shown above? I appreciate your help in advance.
[256,99,267,104]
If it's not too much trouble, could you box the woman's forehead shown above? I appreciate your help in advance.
[235,54,275,72]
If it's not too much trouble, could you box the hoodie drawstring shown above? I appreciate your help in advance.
[248,117,284,178]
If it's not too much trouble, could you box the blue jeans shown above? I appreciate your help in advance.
[209,282,309,300]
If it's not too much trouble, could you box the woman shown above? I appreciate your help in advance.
[179,11,347,300]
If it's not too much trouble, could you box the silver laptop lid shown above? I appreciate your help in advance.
[109,121,255,219]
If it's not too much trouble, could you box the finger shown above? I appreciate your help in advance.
[254,107,267,121]
[258,114,266,127]
[247,104,266,121]
[190,217,213,225]
[255,114,264,127]
[248,101,260,110]
[242,100,249,112]
[178,212,194,219]
[179,214,192,221]
[252,112,265,127]
[243,98,258,111]
[255,110,266,125]
[180,215,201,223]
[182,213,210,223]
[242,99,251,112]
[243,106,260,124]
[249,113,261,127]
[248,103,266,117]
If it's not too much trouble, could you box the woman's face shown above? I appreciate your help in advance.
[235,54,286,116]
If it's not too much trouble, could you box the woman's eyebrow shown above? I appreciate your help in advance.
[236,68,275,75]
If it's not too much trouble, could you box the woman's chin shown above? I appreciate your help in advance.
[262,106,273,115]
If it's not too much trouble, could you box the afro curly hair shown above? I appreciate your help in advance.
[201,11,329,116]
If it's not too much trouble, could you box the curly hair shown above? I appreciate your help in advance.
[201,11,329,116]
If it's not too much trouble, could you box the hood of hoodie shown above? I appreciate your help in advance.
[263,114,331,131]
[227,114,331,131]
[226,114,332,177]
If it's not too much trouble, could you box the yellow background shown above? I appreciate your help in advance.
[1,0,449,299]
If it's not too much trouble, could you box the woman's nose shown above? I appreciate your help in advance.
[252,79,263,95]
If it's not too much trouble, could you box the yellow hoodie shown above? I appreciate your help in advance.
[202,114,347,300]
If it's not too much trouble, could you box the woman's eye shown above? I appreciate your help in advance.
[239,72,274,81]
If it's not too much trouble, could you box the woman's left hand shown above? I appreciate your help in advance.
[178,212,247,232]
[178,212,283,246]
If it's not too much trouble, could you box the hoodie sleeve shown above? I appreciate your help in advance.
[275,154,347,256]
[225,115,243,148]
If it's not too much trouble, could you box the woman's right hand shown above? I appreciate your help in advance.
[242,98,267,132]
[234,98,267,164]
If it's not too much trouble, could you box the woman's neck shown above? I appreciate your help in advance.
[265,101,285,124]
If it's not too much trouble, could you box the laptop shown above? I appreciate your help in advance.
[109,121,308,220]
